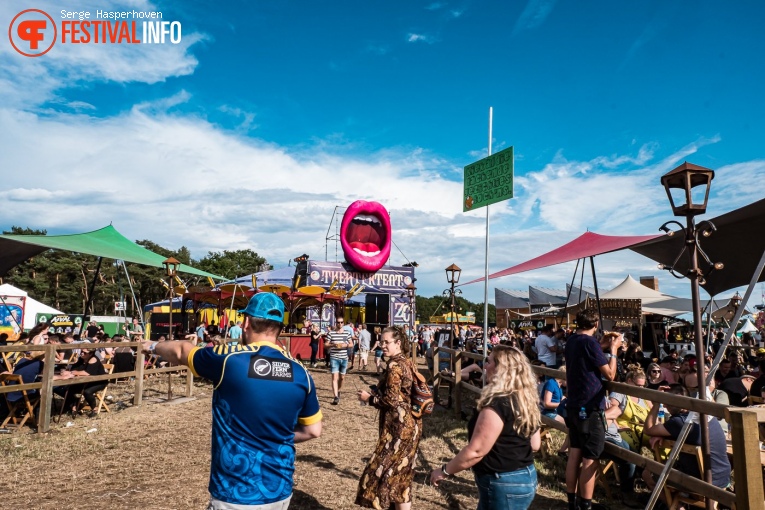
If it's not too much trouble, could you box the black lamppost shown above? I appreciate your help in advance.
[404,283,417,364]
[444,263,462,347]
[162,257,180,341]
[659,161,717,509]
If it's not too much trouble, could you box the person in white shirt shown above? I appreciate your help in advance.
[356,323,372,371]
[535,324,559,368]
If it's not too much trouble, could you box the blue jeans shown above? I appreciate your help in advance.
[475,464,537,510]
[330,357,348,374]
[605,435,636,491]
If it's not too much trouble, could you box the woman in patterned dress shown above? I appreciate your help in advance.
[356,326,421,510]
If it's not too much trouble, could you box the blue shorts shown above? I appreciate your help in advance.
[542,410,559,420]
[330,357,348,374]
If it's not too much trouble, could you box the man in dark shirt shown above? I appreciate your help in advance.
[719,374,755,407]
[85,320,100,339]
[749,359,765,398]
[643,384,731,494]
[564,309,620,510]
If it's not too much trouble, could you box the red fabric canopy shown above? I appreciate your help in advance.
[463,231,661,286]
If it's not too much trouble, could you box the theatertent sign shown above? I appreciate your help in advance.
[306,261,414,294]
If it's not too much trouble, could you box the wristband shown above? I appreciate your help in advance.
[605,353,615,359]
[441,464,454,477]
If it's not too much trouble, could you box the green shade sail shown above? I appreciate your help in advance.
[0,225,223,279]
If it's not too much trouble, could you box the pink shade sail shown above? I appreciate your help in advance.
[462,231,661,286]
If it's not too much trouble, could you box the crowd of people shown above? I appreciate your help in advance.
[4,299,765,510]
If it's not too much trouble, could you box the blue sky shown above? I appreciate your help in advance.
[1,0,764,310]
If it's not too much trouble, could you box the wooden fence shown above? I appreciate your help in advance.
[0,341,193,433]
[432,347,765,510]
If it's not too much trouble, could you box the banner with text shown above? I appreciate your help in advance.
[463,145,514,211]
[306,261,414,294]
[35,313,84,336]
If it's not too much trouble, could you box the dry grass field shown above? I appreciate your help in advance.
[0,365,635,509]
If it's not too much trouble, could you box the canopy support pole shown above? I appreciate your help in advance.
[83,256,103,318]
[562,258,582,326]
[120,261,144,326]
[646,246,765,510]
[589,257,603,333]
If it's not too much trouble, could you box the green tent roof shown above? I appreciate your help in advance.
[0,225,223,279]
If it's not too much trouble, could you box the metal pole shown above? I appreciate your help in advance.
[483,106,492,369]
[120,261,145,326]
[589,257,604,333]
[449,281,455,348]
[83,256,103,318]
[647,246,765,510]
[168,272,174,341]
[686,218,713,510]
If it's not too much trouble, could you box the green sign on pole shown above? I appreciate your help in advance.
[463,145,514,212]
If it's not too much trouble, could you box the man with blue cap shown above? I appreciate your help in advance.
[142,292,322,510]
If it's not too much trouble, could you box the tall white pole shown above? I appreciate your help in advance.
[483,107,492,368]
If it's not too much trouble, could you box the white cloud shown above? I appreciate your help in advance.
[218,105,258,132]
[407,33,435,44]
[4,75,760,304]
[66,101,97,111]
[1,3,761,306]
[513,0,557,35]
[1,99,761,303]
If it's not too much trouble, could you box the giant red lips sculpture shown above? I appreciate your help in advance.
[340,200,392,272]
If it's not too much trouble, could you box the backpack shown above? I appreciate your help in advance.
[410,366,434,418]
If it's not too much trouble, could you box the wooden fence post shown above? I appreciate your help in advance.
[453,352,462,416]
[729,408,765,510]
[38,344,56,433]
[185,368,194,398]
[134,348,144,407]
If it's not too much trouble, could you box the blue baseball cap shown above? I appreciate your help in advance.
[239,293,285,323]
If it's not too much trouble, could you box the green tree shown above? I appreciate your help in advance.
[196,249,270,280]
[415,294,496,325]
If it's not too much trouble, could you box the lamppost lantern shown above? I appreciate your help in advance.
[405,283,416,299]
[162,256,181,277]
[445,263,462,284]
[653,161,717,509]
[731,291,742,309]
[162,257,180,341]
[660,161,715,217]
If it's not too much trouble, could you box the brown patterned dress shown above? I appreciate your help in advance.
[356,354,422,509]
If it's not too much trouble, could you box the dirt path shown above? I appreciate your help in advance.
[0,367,630,509]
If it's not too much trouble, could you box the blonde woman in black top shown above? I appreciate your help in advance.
[430,346,541,509]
